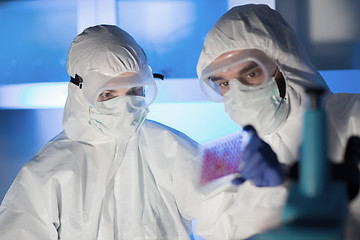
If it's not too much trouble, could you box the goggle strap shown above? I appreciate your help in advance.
[70,74,84,89]
[153,73,164,80]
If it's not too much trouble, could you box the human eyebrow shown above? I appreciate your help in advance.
[238,62,260,75]
[209,76,225,82]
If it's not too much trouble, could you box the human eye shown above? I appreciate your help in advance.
[98,90,114,102]
[217,80,229,88]
[246,67,262,78]
[241,67,264,85]
[209,76,228,87]
[247,71,258,78]
[126,87,144,96]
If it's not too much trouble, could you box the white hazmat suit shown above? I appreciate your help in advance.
[0,25,199,239]
[197,4,360,239]
[0,24,288,240]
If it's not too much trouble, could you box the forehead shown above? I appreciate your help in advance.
[203,49,277,78]
[212,49,273,64]
[212,50,245,63]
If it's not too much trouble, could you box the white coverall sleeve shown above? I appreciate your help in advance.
[193,181,288,240]
[141,121,288,239]
[168,142,288,239]
[0,165,59,239]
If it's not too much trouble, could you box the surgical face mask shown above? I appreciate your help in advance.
[224,77,289,136]
[89,95,148,137]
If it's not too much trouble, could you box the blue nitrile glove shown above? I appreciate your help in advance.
[232,125,284,187]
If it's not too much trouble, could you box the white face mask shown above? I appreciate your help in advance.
[224,78,289,136]
[89,95,148,137]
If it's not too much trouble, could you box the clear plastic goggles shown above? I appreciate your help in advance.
[82,65,157,109]
[199,49,277,102]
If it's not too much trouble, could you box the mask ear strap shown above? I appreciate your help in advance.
[274,69,286,99]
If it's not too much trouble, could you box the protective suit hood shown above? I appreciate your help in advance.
[63,25,151,143]
[197,4,329,91]
[67,24,147,80]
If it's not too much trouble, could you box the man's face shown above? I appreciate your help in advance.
[208,50,277,96]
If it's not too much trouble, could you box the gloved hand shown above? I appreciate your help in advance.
[232,125,284,187]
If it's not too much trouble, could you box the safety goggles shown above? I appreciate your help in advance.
[76,65,157,109]
[199,49,277,102]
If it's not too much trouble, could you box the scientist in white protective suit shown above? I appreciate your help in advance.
[0,24,207,239]
[0,24,288,240]
[196,4,360,239]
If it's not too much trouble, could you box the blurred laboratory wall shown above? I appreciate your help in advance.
[0,109,64,201]
[0,1,77,85]
[276,0,360,70]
